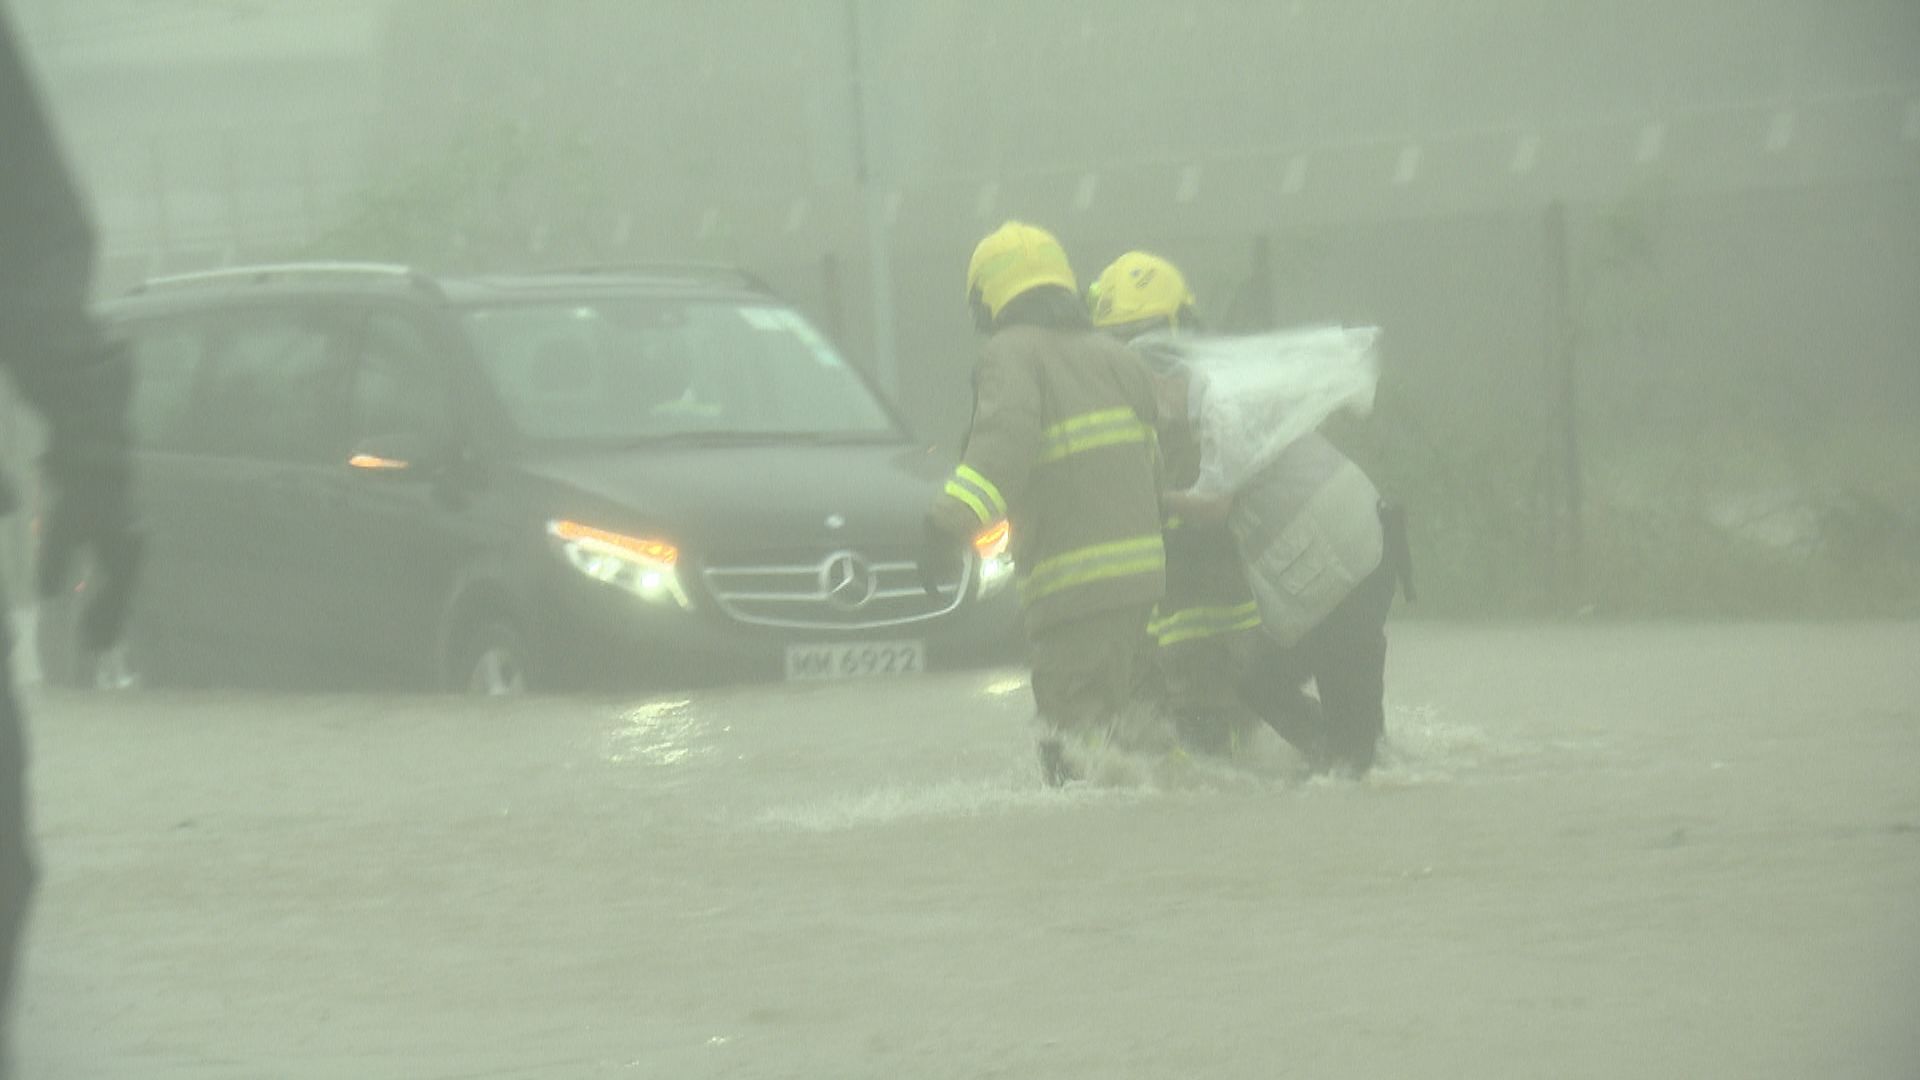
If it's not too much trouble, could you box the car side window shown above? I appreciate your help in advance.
[350,312,452,447]
[193,307,350,463]
[124,319,203,453]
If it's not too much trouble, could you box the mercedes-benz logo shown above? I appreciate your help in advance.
[821,551,877,611]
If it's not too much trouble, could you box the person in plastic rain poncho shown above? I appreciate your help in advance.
[920,223,1167,787]
[1088,252,1410,776]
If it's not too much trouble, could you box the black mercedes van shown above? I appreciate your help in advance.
[40,263,1019,693]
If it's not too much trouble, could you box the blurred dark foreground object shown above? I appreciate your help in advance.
[1,7,140,1078]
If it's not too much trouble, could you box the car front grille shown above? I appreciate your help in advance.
[700,550,971,630]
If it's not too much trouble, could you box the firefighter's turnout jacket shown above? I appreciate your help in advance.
[931,325,1166,635]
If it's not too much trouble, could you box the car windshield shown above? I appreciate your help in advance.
[461,298,899,443]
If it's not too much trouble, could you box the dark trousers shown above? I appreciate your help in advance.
[1159,633,1260,757]
[1238,561,1395,775]
[0,597,31,1077]
[1028,605,1155,784]
[1029,605,1154,738]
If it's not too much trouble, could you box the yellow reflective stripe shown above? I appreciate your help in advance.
[1047,407,1136,437]
[1039,408,1156,465]
[954,464,1007,518]
[1018,534,1164,604]
[1149,602,1263,646]
[1148,601,1261,635]
[1149,602,1262,643]
[1041,426,1151,464]
[1158,623,1248,647]
[942,479,993,526]
[1025,535,1163,584]
[1164,514,1185,531]
[1040,415,1152,463]
[1021,556,1165,605]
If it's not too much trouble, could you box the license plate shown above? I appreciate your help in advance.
[785,640,926,681]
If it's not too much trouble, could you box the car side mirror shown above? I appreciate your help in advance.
[348,432,451,478]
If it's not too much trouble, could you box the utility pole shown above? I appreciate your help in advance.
[845,0,898,397]
[1543,201,1584,607]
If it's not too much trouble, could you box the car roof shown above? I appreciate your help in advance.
[433,271,768,305]
[98,263,774,319]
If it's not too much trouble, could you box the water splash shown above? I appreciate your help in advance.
[754,776,1141,832]
[1363,701,1522,787]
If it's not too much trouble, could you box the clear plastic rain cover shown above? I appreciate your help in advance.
[1172,326,1382,497]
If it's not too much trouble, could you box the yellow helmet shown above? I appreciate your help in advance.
[1088,251,1198,330]
[966,221,1078,322]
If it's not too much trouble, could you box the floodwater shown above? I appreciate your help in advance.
[15,622,1920,1079]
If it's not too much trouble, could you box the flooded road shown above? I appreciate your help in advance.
[15,623,1920,1079]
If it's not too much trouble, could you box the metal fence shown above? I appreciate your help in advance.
[11,1,1918,617]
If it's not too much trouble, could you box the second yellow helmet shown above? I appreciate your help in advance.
[1088,251,1198,331]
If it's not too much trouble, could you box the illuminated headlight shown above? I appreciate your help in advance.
[548,519,692,609]
[973,520,1015,599]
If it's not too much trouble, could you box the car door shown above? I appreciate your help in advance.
[160,301,355,685]
[317,306,472,686]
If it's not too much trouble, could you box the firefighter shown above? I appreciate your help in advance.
[1090,251,1406,776]
[921,222,1166,786]
[1,12,141,1071]
[1087,252,1261,758]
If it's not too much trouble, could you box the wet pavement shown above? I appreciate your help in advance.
[14,622,1920,1078]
